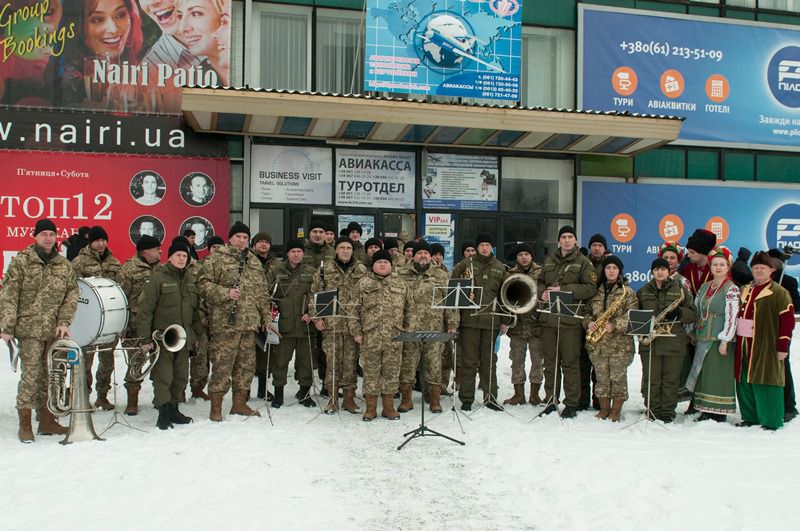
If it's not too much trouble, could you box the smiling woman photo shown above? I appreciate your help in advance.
[175,0,229,86]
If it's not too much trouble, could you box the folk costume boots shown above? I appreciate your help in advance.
[230,391,260,417]
[37,407,68,436]
[362,395,378,421]
[209,392,224,422]
[503,384,526,405]
[381,394,400,420]
[596,398,611,420]
[398,383,414,412]
[18,409,34,443]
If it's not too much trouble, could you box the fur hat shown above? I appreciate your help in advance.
[751,251,779,270]
[686,229,717,255]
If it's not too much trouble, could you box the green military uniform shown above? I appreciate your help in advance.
[71,245,122,398]
[118,255,161,392]
[135,263,199,408]
[537,248,597,409]
[506,263,544,389]
[451,254,508,406]
[0,245,79,410]
[265,260,316,390]
[637,277,697,421]
[302,240,335,269]
[351,240,366,263]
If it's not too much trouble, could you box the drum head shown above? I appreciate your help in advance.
[69,278,129,347]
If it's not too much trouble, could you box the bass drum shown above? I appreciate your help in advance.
[70,277,129,348]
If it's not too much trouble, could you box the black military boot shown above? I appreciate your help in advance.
[157,404,174,430]
[561,406,578,418]
[170,404,193,424]
[257,374,267,399]
[271,386,284,408]
[298,386,315,408]
[460,401,472,411]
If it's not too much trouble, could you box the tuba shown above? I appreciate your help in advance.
[499,273,539,315]
[124,324,186,382]
[47,338,102,444]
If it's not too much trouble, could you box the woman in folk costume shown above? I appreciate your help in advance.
[687,246,739,422]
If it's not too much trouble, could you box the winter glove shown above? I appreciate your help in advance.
[665,308,682,321]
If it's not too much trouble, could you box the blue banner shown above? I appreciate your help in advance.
[579,177,800,290]
[365,0,522,100]
[580,6,800,151]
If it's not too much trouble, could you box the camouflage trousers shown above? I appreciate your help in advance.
[151,348,189,408]
[190,332,210,391]
[208,331,256,395]
[508,335,544,385]
[360,335,401,396]
[15,338,50,410]
[84,341,116,395]
[273,336,313,387]
[322,329,358,391]
[588,345,634,400]
[401,342,443,387]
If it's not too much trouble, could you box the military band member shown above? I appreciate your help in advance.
[442,241,476,394]
[118,235,162,415]
[584,256,638,421]
[503,243,544,406]
[189,235,224,401]
[587,234,609,276]
[581,233,610,411]
[451,233,509,411]
[71,225,122,410]
[136,242,199,430]
[303,219,335,268]
[0,219,79,443]
[324,224,336,246]
[310,237,367,414]
[461,240,477,261]
[430,243,448,273]
[347,222,366,263]
[397,241,459,414]
[384,237,406,267]
[196,222,271,421]
[351,250,411,421]
[402,241,415,262]
[363,237,383,268]
[537,225,597,418]
[658,241,691,292]
[252,231,280,399]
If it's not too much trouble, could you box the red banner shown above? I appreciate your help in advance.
[1,149,229,274]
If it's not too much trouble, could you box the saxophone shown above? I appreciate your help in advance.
[641,289,685,346]
[586,285,631,344]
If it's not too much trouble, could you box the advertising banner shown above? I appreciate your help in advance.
[578,176,800,289]
[1,149,229,274]
[423,153,497,211]
[423,212,455,270]
[365,0,522,100]
[579,5,800,151]
[335,149,415,209]
[0,0,231,113]
[250,145,332,205]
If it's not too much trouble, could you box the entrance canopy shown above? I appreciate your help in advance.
[181,88,682,156]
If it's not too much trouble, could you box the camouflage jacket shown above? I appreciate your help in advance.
[118,255,161,334]
[0,245,79,339]
[537,248,597,329]
[583,281,639,353]
[309,258,368,332]
[451,253,509,330]
[72,245,122,281]
[302,241,335,269]
[397,263,459,333]
[265,261,315,338]
[506,263,543,339]
[350,272,410,341]
[136,263,199,350]
[196,245,270,334]
[351,240,366,263]
[256,253,280,279]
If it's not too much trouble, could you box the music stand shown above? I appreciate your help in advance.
[621,310,666,430]
[395,331,464,451]
[100,338,145,435]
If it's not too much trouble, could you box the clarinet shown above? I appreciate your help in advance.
[227,249,248,326]
[319,260,326,291]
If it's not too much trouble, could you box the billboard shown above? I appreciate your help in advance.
[1,149,229,273]
[578,176,800,290]
[422,153,498,211]
[335,149,415,209]
[365,0,521,100]
[250,145,333,205]
[0,0,231,113]
[579,5,800,151]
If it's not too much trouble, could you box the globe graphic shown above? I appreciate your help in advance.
[421,14,475,69]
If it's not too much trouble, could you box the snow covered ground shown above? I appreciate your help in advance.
[2,332,800,531]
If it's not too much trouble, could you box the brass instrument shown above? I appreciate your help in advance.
[640,290,685,346]
[47,338,102,444]
[466,257,475,299]
[586,286,632,344]
[124,324,187,382]
[499,274,539,315]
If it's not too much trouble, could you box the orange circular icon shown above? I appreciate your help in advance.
[659,214,684,242]
[660,69,685,99]
[610,213,637,243]
[705,216,729,244]
[612,67,638,97]
[705,74,730,103]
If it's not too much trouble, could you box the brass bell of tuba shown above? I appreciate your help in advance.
[499,273,539,315]
[153,324,187,353]
[47,338,102,444]
[124,324,186,383]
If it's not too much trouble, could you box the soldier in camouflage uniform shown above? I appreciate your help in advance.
[537,226,597,418]
[0,219,79,443]
[71,225,122,410]
[502,243,544,406]
[117,235,162,415]
[583,256,639,421]
[346,222,366,263]
[384,238,406,268]
[265,239,316,408]
[450,233,509,411]
[362,238,382,268]
[303,220,335,386]
[351,250,411,421]
[196,222,270,421]
[430,243,448,273]
[252,232,280,399]
[310,237,367,414]
[397,241,459,414]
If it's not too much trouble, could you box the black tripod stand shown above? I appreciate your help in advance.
[395,331,465,451]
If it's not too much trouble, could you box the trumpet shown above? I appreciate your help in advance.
[124,324,186,382]
[47,338,101,444]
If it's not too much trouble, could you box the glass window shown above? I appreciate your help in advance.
[502,217,542,263]
[383,213,416,241]
[759,0,800,11]
[253,4,311,90]
[726,0,756,6]
[230,163,243,212]
[521,27,575,108]
[230,1,244,87]
[501,157,574,213]
[460,217,498,251]
[250,208,285,250]
[316,9,364,94]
